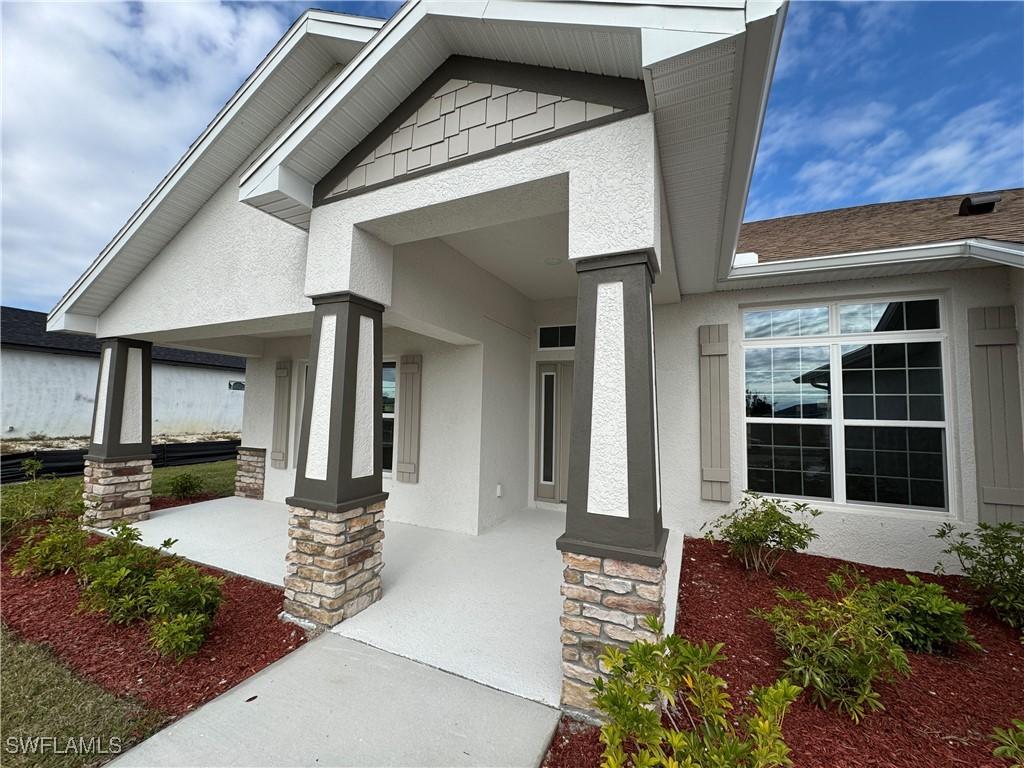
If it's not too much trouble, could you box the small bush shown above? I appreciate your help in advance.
[992,719,1024,767]
[149,612,212,660]
[1,468,84,544]
[703,492,821,574]
[10,517,91,576]
[147,562,223,623]
[167,472,203,500]
[593,616,801,768]
[78,526,176,624]
[755,570,910,722]
[935,522,1024,631]
[862,572,980,654]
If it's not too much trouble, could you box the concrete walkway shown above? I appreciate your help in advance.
[112,633,561,768]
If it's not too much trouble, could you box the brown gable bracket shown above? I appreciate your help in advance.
[314,55,647,206]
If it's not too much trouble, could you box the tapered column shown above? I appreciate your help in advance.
[283,292,388,627]
[82,338,153,528]
[556,252,667,718]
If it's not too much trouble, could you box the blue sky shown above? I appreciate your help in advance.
[1,1,1021,310]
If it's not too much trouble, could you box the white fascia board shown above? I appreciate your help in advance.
[722,239,1024,284]
[240,163,314,211]
[479,0,745,34]
[46,312,98,335]
[238,0,427,198]
[713,3,786,287]
[641,28,736,68]
[47,8,334,330]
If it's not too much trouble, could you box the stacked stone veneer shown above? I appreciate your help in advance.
[235,447,266,499]
[560,552,667,717]
[283,501,385,627]
[82,458,153,528]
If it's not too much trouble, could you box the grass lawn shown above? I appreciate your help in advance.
[149,460,236,498]
[0,625,165,768]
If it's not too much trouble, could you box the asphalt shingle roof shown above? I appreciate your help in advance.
[739,188,1024,264]
[0,307,246,370]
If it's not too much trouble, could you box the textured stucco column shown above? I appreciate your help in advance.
[284,292,388,627]
[555,252,667,717]
[82,339,154,527]
[235,447,266,499]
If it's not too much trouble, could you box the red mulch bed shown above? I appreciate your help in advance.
[150,492,221,511]
[1,546,305,717]
[544,537,1023,768]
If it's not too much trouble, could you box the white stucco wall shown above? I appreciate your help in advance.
[96,168,311,339]
[1,348,244,439]
[654,266,1017,572]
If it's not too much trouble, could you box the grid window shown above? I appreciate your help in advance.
[538,325,576,349]
[743,298,949,513]
[845,427,946,509]
[747,423,833,499]
[382,362,396,472]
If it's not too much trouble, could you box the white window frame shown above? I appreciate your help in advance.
[382,358,398,478]
[740,294,956,517]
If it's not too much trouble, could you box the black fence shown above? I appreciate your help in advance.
[1,440,241,484]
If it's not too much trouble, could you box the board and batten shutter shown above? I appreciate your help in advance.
[699,324,731,501]
[396,354,422,483]
[270,361,291,470]
[969,306,1024,523]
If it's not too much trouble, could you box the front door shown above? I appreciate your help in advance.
[535,362,573,502]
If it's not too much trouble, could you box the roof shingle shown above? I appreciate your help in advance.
[739,188,1024,264]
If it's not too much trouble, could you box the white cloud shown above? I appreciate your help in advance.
[1,1,294,310]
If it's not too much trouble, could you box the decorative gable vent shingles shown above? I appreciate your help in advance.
[331,78,624,197]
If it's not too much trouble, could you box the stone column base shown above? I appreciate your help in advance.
[283,501,385,627]
[82,458,153,528]
[559,551,667,719]
[235,447,266,499]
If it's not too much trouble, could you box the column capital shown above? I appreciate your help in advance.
[556,253,667,567]
[310,291,386,313]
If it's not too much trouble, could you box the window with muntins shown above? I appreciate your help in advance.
[382,362,396,473]
[742,298,948,511]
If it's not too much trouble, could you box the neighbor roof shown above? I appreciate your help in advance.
[739,188,1024,263]
[2,307,246,370]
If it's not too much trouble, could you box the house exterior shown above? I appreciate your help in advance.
[1,306,245,441]
[45,1,1023,717]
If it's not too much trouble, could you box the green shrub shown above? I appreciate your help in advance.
[78,526,176,624]
[146,562,223,622]
[860,572,980,654]
[992,719,1024,767]
[592,616,801,768]
[755,570,910,722]
[10,517,92,576]
[1,468,84,544]
[167,472,203,500]
[934,522,1024,631]
[703,492,821,574]
[148,612,212,660]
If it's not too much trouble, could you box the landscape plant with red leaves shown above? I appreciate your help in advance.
[545,537,1022,768]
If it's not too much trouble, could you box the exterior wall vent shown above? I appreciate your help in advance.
[959,192,1001,216]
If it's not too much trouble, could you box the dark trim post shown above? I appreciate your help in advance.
[288,292,389,512]
[82,338,154,528]
[283,291,388,627]
[86,338,153,461]
[556,252,667,566]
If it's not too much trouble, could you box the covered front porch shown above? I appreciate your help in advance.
[130,497,568,706]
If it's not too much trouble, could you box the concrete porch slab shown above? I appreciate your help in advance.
[333,509,566,707]
[111,633,561,768]
[132,497,290,585]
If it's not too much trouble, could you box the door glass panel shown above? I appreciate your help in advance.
[541,373,555,484]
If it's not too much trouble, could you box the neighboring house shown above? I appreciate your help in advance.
[43,2,1023,717]
[1,307,245,440]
